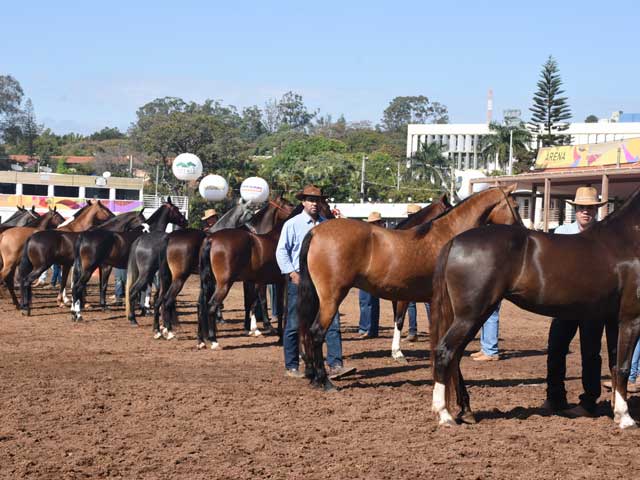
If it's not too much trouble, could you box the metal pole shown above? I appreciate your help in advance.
[154,163,159,198]
[360,155,367,203]
[508,129,513,175]
[397,158,401,191]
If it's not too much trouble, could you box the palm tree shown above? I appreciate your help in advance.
[480,122,532,172]
[412,141,450,187]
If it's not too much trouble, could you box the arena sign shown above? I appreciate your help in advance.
[536,137,640,169]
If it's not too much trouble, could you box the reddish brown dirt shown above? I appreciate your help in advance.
[2,278,640,479]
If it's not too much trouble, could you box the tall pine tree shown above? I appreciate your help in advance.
[529,56,572,148]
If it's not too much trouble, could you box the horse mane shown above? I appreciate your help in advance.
[394,194,450,230]
[88,210,140,230]
[591,185,640,231]
[414,193,476,236]
[72,203,92,218]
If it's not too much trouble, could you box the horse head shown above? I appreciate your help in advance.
[485,184,523,226]
[163,199,188,228]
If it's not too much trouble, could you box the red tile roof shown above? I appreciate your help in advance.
[9,155,95,164]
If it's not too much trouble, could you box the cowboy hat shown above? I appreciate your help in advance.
[201,208,218,220]
[406,204,421,214]
[365,211,382,222]
[295,184,328,201]
[566,186,607,207]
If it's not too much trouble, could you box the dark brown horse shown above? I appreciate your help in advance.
[430,187,640,430]
[0,207,65,307]
[70,201,188,321]
[0,206,40,233]
[389,194,452,362]
[297,186,521,391]
[196,198,296,349]
[18,200,115,311]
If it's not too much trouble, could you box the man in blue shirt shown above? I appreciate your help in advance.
[276,185,355,380]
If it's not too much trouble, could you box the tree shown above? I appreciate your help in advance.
[381,96,449,132]
[89,126,125,141]
[480,122,532,172]
[240,105,266,142]
[529,56,572,147]
[411,141,451,188]
[20,99,42,159]
[262,91,316,133]
[0,75,25,141]
[585,114,598,123]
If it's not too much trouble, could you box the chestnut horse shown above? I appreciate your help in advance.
[389,194,452,362]
[196,197,296,349]
[18,200,115,311]
[0,207,65,307]
[298,186,521,391]
[430,186,640,430]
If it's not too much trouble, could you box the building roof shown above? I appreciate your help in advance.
[9,155,95,165]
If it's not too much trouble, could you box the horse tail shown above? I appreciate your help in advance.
[430,239,459,411]
[198,236,215,328]
[297,231,319,362]
[72,236,83,301]
[125,238,140,320]
[18,236,34,283]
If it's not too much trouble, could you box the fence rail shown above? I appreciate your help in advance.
[143,195,189,212]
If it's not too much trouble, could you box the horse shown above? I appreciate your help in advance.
[297,185,521,391]
[429,186,640,430]
[124,196,258,330]
[196,197,296,349]
[0,206,40,233]
[70,201,188,321]
[154,196,295,340]
[0,207,66,308]
[388,194,452,362]
[17,201,116,314]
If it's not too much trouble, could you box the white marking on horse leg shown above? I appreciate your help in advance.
[249,313,257,332]
[153,331,163,340]
[210,342,220,350]
[391,324,404,359]
[432,381,456,426]
[165,331,175,340]
[144,293,151,309]
[614,390,637,429]
[197,342,206,350]
[72,299,81,313]
[62,288,70,305]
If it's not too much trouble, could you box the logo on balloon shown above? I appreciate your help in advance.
[199,174,229,202]
[172,153,203,181]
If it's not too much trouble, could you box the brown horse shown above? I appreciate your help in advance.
[196,198,296,349]
[0,207,65,307]
[0,206,40,233]
[17,200,115,311]
[430,186,640,430]
[297,186,521,391]
[389,194,452,362]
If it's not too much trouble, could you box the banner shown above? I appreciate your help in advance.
[0,195,142,213]
[536,137,640,169]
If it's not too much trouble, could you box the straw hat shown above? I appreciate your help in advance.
[295,184,328,201]
[406,204,421,214]
[201,208,218,220]
[566,186,607,207]
[365,211,382,222]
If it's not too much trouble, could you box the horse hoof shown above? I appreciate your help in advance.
[323,380,337,392]
[165,331,176,340]
[248,329,262,337]
[197,342,207,350]
[459,411,477,424]
[153,332,163,340]
[129,320,139,327]
[210,342,220,350]
[618,415,637,429]
[392,353,408,364]
[436,411,457,427]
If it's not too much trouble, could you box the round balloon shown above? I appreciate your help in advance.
[240,177,269,204]
[455,169,490,199]
[198,174,229,202]
[172,153,203,181]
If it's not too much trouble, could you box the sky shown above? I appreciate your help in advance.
[3,0,639,135]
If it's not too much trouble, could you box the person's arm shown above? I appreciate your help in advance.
[276,221,296,276]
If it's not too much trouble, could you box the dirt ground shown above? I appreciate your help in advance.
[2,278,640,480]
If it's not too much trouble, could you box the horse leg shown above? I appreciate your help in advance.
[5,267,20,310]
[612,314,640,429]
[20,264,51,315]
[391,300,410,363]
[242,281,253,333]
[207,281,232,350]
[99,265,113,311]
[258,284,273,333]
[128,275,150,326]
[71,263,97,321]
[159,276,186,340]
[276,279,285,345]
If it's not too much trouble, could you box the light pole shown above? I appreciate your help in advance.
[360,155,368,203]
[508,129,514,175]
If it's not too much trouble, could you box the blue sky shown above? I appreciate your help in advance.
[3,0,639,134]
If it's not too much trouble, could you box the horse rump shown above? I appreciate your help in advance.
[297,231,320,370]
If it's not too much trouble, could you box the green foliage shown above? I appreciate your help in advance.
[529,56,572,147]
[89,126,125,141]
[585,114,598,123]
[263,91,317,133]
[381,96,449,132]
[480,122,532,172]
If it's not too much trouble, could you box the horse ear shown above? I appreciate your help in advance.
[31,205,36,212]
[502,183,517,194]
[166,196,172,204]
[54,206,57,212]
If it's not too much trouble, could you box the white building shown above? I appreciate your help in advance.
[406,122,640,170]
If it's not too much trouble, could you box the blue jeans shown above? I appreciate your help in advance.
[51,264,62,287]
[407,302,431,336]
[480,305,501,356]
[283,281,343,370]
[358,289,379,337]
[114,268,126,298]
[270,284,279,318]
[630,340,640,383]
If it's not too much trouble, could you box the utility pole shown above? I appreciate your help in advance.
[508,129,513,175]
[397,158,401,190]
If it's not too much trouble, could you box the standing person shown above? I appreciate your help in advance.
[358,211,384,339]
[50,264,62,289]
[405,204,429,341]
[543,186,616,418]
[201,209,219,229]
[276,184,356,380]
[470,305,502,361]
[112,268,126,305]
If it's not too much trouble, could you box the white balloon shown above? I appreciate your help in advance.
[172,153,203,181]
[455,169,490,199]
[240,177,269,204]
[198,174,229,201]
